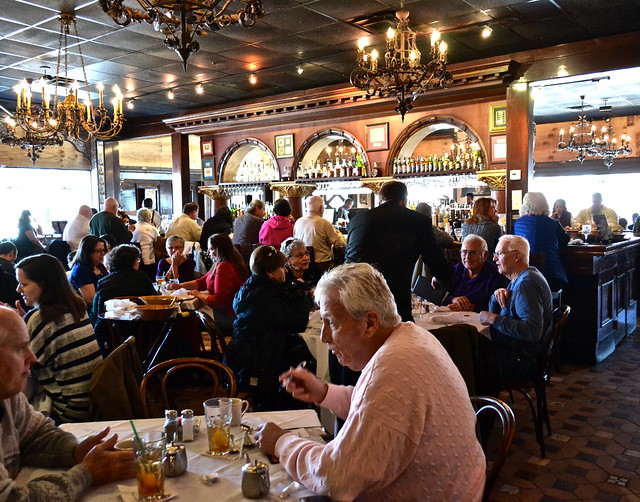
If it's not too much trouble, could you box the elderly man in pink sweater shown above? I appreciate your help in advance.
[255,263,485,501]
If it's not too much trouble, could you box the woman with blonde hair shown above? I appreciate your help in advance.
[461,197,502,254]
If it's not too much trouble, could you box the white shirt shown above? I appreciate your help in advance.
[293,214,345,263]
[62,214,90,250]
[131,222,159,265]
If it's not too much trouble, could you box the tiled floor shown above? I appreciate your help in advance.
[491,327,640,501]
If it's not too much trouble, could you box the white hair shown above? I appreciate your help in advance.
[137,208,152,223]
[462,234,488,253]
[520,192,549,217]
[315,263,401,329]
[497,235,530,264]
[306,196,324,214]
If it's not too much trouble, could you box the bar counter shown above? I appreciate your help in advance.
[559,235,639,364]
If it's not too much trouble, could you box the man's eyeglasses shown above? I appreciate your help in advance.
[460,249,482,256]
[493,250,518,258]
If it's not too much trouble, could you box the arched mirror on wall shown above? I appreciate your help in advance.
[389,116,486,175]
[219,138,279,183]
[293,129,368,179]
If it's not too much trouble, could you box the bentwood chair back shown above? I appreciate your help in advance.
[470,396,516,502]
[140,357,237,418]
[502,305,571,458]
[195,310,229,361]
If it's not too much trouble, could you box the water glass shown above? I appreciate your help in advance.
[133,431,167,501]
[203,398,232,455]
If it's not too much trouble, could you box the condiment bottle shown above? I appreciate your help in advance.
[164,409,179,441]
[181,409,194,442]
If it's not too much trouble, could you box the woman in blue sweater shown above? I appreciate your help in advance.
[514,192,570,292]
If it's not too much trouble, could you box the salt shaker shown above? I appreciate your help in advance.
[181,409,194,442]
[164,409,179,441]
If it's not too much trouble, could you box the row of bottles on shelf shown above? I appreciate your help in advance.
[229,201,274,219]
[393,151,485,175]
[235,160,279,183]
[296,156,367,179]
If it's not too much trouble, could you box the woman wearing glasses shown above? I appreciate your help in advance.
[69,235,109,306]
[441,234,509,312]
[230,244,315,411]
[280,237,321,291]
[156,235,195,283]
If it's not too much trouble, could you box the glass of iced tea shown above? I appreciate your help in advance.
[133,431,167,501]
[203,398,232,455]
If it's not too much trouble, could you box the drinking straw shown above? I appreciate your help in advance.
[129,419,145,454]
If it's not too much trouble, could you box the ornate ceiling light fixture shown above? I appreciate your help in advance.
[1,13,124,163]
[350,2,453,121]
[557,96,631,168]
[99,0,265,70]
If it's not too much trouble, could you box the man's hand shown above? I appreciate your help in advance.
[254,423,287,456]
[74,427,110,463]
[81,434,136,486]
[279,368,328,404]
[478,311,498,326]
[493,288,511,309]
[448,296,474,312]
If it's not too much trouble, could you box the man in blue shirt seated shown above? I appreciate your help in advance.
[479,235,553,380]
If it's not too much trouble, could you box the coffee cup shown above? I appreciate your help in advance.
[230,397,250,427]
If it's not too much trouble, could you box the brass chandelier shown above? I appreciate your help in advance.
[99,0,265,70]
[350,3,453,121]
[557,96,631,168]
[2,13,125,163]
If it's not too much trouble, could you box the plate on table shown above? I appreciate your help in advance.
[173,295,194,302]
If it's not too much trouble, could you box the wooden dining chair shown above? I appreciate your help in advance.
[502,305,571,458]
[140,357,237,418]
[195,310,229,361]
[470,396,516,502]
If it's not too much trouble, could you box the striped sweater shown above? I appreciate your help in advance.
[25,309,103,423]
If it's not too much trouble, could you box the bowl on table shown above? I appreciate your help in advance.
[139,295,176,306]
[134,304,178,321]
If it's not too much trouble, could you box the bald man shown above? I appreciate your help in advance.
[63,205,94,250]
[294,196,346,271]
[0,307,135,500]
[89,198,132,245]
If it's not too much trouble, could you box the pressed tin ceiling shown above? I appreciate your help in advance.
[0,0,639,124]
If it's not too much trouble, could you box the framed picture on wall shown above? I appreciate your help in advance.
[490,105,507,133]
[490,135,507,163]
[365,122,389,151]
[202,158,215,180]
[275,133,294,158]
[201,140,213,156]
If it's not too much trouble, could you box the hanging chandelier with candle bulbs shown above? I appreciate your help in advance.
[557,95,631,168]
[99,0,264,70]
[2,12,125,161]
[350,3,453,121]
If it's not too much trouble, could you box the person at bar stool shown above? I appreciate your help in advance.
[573,192,623,232]
[69,235,109,307]
[89,198,132,245]
[15,210,46,259]
[294,195,346,272]
[435,234,509,312]
[201,206,234,250]
[514,192,569,293]
[479,235,553,381]
[165,202,202,244]
[260,198,294,248]
[168,233,249,337]
[0,306,135,500]
[461,197,502,255]
[254,263,485,501]
[62,204,93,251]
[14,254,103,424]
[131,208,159,281]
[232,200,265,246]
[550,198,572,229]
[156,235,196,283]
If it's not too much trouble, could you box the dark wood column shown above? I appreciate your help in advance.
[505,84,534,232]
[171,132,191,212]
[102,141,121,205]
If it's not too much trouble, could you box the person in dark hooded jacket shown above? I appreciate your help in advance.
[230,245,314,411]
[259,199,294,248]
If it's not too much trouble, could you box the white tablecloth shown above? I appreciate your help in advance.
[18,410,323,501]
[415,309,490,337]
[299,310,329,382]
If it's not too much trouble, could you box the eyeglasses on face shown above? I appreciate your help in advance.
[493,250,518,258]
[167,246,184,251]
[460,249,482,256]
[92,248,106,254]
[291,251,310,258]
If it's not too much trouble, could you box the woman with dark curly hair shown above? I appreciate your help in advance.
[230,245,314,411]
[200,206,233,249]
[69,235,108,306]
[16,254,103,423]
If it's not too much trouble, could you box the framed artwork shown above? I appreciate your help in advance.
[490,105,507,133]
[201,140,213,156]
[202,158,215,180]
[275,133,294,158]
[365,122,389,151]
[490,135,507,163]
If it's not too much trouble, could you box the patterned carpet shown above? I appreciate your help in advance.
[491,326,640,501]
